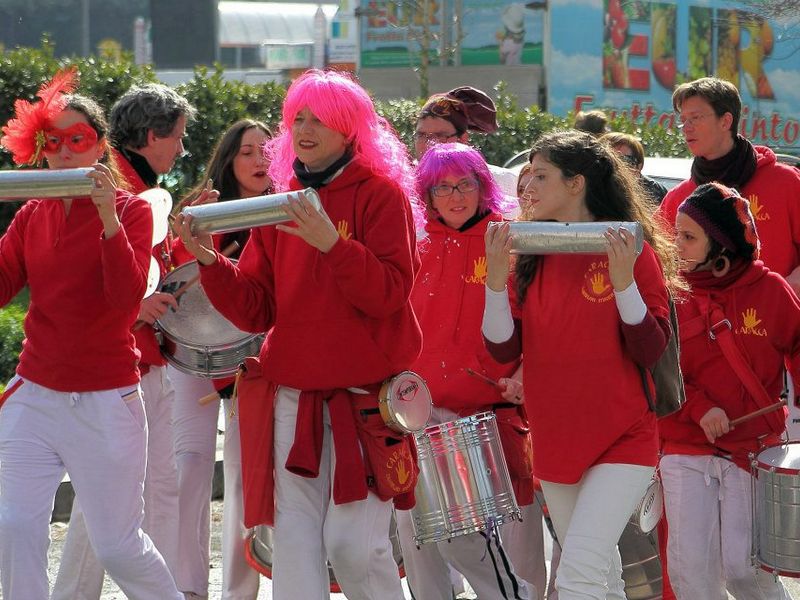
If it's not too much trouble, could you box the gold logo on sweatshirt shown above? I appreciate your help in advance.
[737,307,768,337]
[581,260,614,303]
[336,220,352,240]
[465,256,487,285]
[749,195,770,222]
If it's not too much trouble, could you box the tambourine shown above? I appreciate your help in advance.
[138,187,172,246]
[378,371,432,434]
[632,476,663,534]
[144,256,160,298]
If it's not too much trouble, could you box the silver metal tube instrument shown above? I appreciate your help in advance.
[0,168,95,201]
[182,188,322,235]
[488,221,644,255]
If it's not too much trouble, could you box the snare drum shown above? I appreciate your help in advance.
[378,371,432,434]
[411,412,520,545]
[630,476,663,535]
[752,441,800,577]
[246,519,405,593]
[156,261,263,378]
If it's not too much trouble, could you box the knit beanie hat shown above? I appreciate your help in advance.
[677,182,760,260]
[419,86,498,135]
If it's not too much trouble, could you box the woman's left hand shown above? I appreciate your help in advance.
[276,190,339,252]
[498,377,524,405]
[87,163,120,238]
[605,226,637,291]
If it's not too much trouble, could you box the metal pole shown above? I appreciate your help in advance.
[81,0,90,56]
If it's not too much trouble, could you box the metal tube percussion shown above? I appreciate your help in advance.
[182,187,322,235]
[488,221,644,255]
[0,168,95,200]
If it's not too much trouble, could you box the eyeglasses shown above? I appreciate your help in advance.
[43,123,98,154]
[676,112,716,130]
[431,178,479,197]
[414,131,459,145]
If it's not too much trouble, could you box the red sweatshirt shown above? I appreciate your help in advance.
[659,146,800,278]
[412,213,518,412]
[659,262,800,467]
[199,157,423,390]
[504,246,669,484]
[0,192,152,391]
[113,148,171,370]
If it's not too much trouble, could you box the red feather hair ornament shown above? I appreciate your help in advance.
[0,67,79,166]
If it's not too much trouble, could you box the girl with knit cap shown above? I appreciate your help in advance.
[659,182,800,599]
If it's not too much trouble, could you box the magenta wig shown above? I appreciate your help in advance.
[416,143,511,221]
[266,69,424,228]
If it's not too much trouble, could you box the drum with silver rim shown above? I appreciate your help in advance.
[630,476,663,535]
[411,411,520,545]
[752,441,800,577]
[156,260,263,377]
[378,371,432,434]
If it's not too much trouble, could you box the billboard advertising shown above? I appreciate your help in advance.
[548,0,800,150]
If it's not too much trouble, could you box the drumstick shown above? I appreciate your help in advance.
[464,367,503,390]
[198,391,220,406]
[729,399,787,428]
[133,240,240,331]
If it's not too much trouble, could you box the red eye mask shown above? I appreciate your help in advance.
[43,123,99,154]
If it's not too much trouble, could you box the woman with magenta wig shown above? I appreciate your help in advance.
[397,142,539,600]
[175,69,423,600]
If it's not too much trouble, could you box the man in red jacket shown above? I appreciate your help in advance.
[54,83,197,600]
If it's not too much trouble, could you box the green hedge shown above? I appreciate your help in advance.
[0,304,25,387]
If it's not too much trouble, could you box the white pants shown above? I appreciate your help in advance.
[660,454,790,600]
[170,366,259,599]
[0,376,181,600]
[396,405,533,600]
[540,463,654,600]
[53,366,180,599]
[272,386,404,600]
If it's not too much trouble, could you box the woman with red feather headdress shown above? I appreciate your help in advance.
[0,69,182,599]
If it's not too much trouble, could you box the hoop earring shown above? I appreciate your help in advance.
[712,255,730,276]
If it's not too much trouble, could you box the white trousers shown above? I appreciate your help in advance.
[660,454,790,600]
[540,463,654,600]
[170,366,259,599]
[0,376,181,600]
[271,386,404,600]
[52,366,180,599]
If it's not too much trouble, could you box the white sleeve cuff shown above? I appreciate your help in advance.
[614,281,647,325]
[482,285,515,343]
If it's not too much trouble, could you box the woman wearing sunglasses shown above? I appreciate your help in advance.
[0,70,182,598]
[396,142,539,600]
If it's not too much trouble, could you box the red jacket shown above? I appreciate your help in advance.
[200,157,422,389]
[412,214,519,412]
[659,262,800,467]
[514,246,669,483]
[659,146,800,278]
[0,192,152,391]
[114,148,171,369]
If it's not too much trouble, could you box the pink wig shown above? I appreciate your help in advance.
[416,143,512,222]
[266,69,424,228]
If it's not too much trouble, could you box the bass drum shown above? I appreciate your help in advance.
[245,517,405,593]
[619,521,663,600]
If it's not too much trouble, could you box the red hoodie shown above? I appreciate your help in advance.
[0,192,152,391]
[199,157,422,389]
[659,262,800,468]
[659,146,800,278]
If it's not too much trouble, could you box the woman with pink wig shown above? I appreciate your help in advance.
[396,142,539,600]
[175,69,423,600]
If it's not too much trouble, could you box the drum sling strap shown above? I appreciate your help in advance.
[682,296,784,436]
